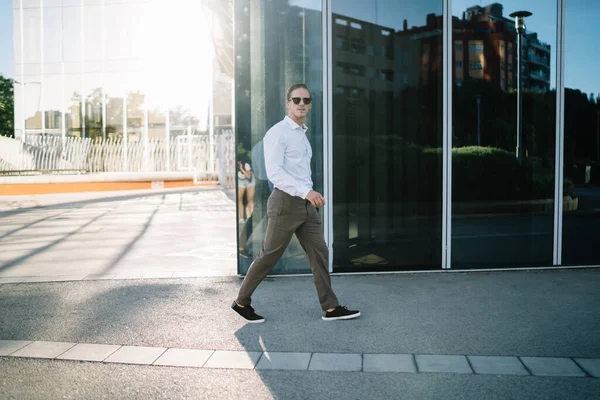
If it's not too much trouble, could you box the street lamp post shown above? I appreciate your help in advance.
[510,10,532,162]
[475,94,482,146]
[596,110,600,161]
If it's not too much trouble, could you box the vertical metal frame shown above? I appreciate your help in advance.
[40,0,45,136]
[102,0,106,141]
[19,0,26,141]
[80,0,85,138]
[553,0,567,265]
[61,0,66,143]
[442,0,453,269]
[323,0,334,272]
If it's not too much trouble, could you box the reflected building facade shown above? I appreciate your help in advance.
[233,0,600,274]
[2,0,598,273]
[457,3,551,93]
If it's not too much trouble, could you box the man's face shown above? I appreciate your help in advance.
[286,88,312,120]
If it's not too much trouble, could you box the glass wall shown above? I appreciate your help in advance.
[330,0,443,272]
[4,0,599,272]
[451,1,557,268]
[235,0,323,274]
[562,0,600,265]
[8,0,226,172]
[0,2,15,140]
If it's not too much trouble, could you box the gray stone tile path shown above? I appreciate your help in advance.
[1,340,598,378]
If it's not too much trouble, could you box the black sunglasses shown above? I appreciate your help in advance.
[289,97,312,105]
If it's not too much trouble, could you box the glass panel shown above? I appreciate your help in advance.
[235,0,323,274]
[64,72,82,136]
[83,5,103,62]
[1,3,16,139]
[6,0,222,176]
[104,73,124,139]
[22,0,42,10]
[43,74,63,134]
[83,72,104,139]
[562,0,600,265]
[331,0,443,271]
[22,8,41,64]
[62,5,82,62]
[24,75,42,130]
[13,9,21,65]
[451,1,557,268]
[43,7,63,64]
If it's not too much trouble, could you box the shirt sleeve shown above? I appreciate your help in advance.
[264,131,312,199]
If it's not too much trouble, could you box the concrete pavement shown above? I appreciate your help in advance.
[0,187,237,281]
[1,270,600,399]
[1,189,600,399]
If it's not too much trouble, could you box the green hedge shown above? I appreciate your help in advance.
[451,146,572,201]
[343,136,571,202]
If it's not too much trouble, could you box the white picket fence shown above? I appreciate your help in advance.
[0,128,236,188]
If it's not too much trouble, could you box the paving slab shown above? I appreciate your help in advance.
[153,348,214,368]
[24,276,65,283]
[468,355,529,376]
[203,350,262,369]
[42,275,86,282]
[57,343,122,362]
[574,358,600,378]
[363,354,417,373]
[10,341,77,359]
[83,274,117,281]
[172,271,205,278]
[255,352,312,370]
[112,274,146,280]
[143,272,175,279]
[0,277,28,284]
[0,340,33,356]
[308,353,362,372]
[416,355,473,374]
[520,357,587,377]
[104,346,167,365]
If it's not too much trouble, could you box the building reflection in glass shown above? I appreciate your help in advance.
[331,0,443,271]
[235,0,324,274]
[562,0,600,265]
[451,2,557,268]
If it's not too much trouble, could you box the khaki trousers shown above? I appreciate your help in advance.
[236,188,339,311]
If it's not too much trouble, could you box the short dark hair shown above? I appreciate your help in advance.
[286,83,311,100]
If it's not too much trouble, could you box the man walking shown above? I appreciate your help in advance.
[232,84,360,323]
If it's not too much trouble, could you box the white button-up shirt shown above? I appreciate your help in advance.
[263,116,313,199]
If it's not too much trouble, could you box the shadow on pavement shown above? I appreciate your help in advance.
[0,207,117,274]
[0,281,221,345]
[0,187,220,218]
[0,187,234,276]
[230,270,600,398]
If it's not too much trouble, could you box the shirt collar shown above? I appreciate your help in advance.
[284,116,308,131]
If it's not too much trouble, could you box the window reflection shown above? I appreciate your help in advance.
[24,77,42,130]
[331,0,443,271]
[451,1,557,268]
[44,75,63,135]
[22,8,41,63]
[562,0,600,266]
[8,0,226,174]
[235,0,323,274]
